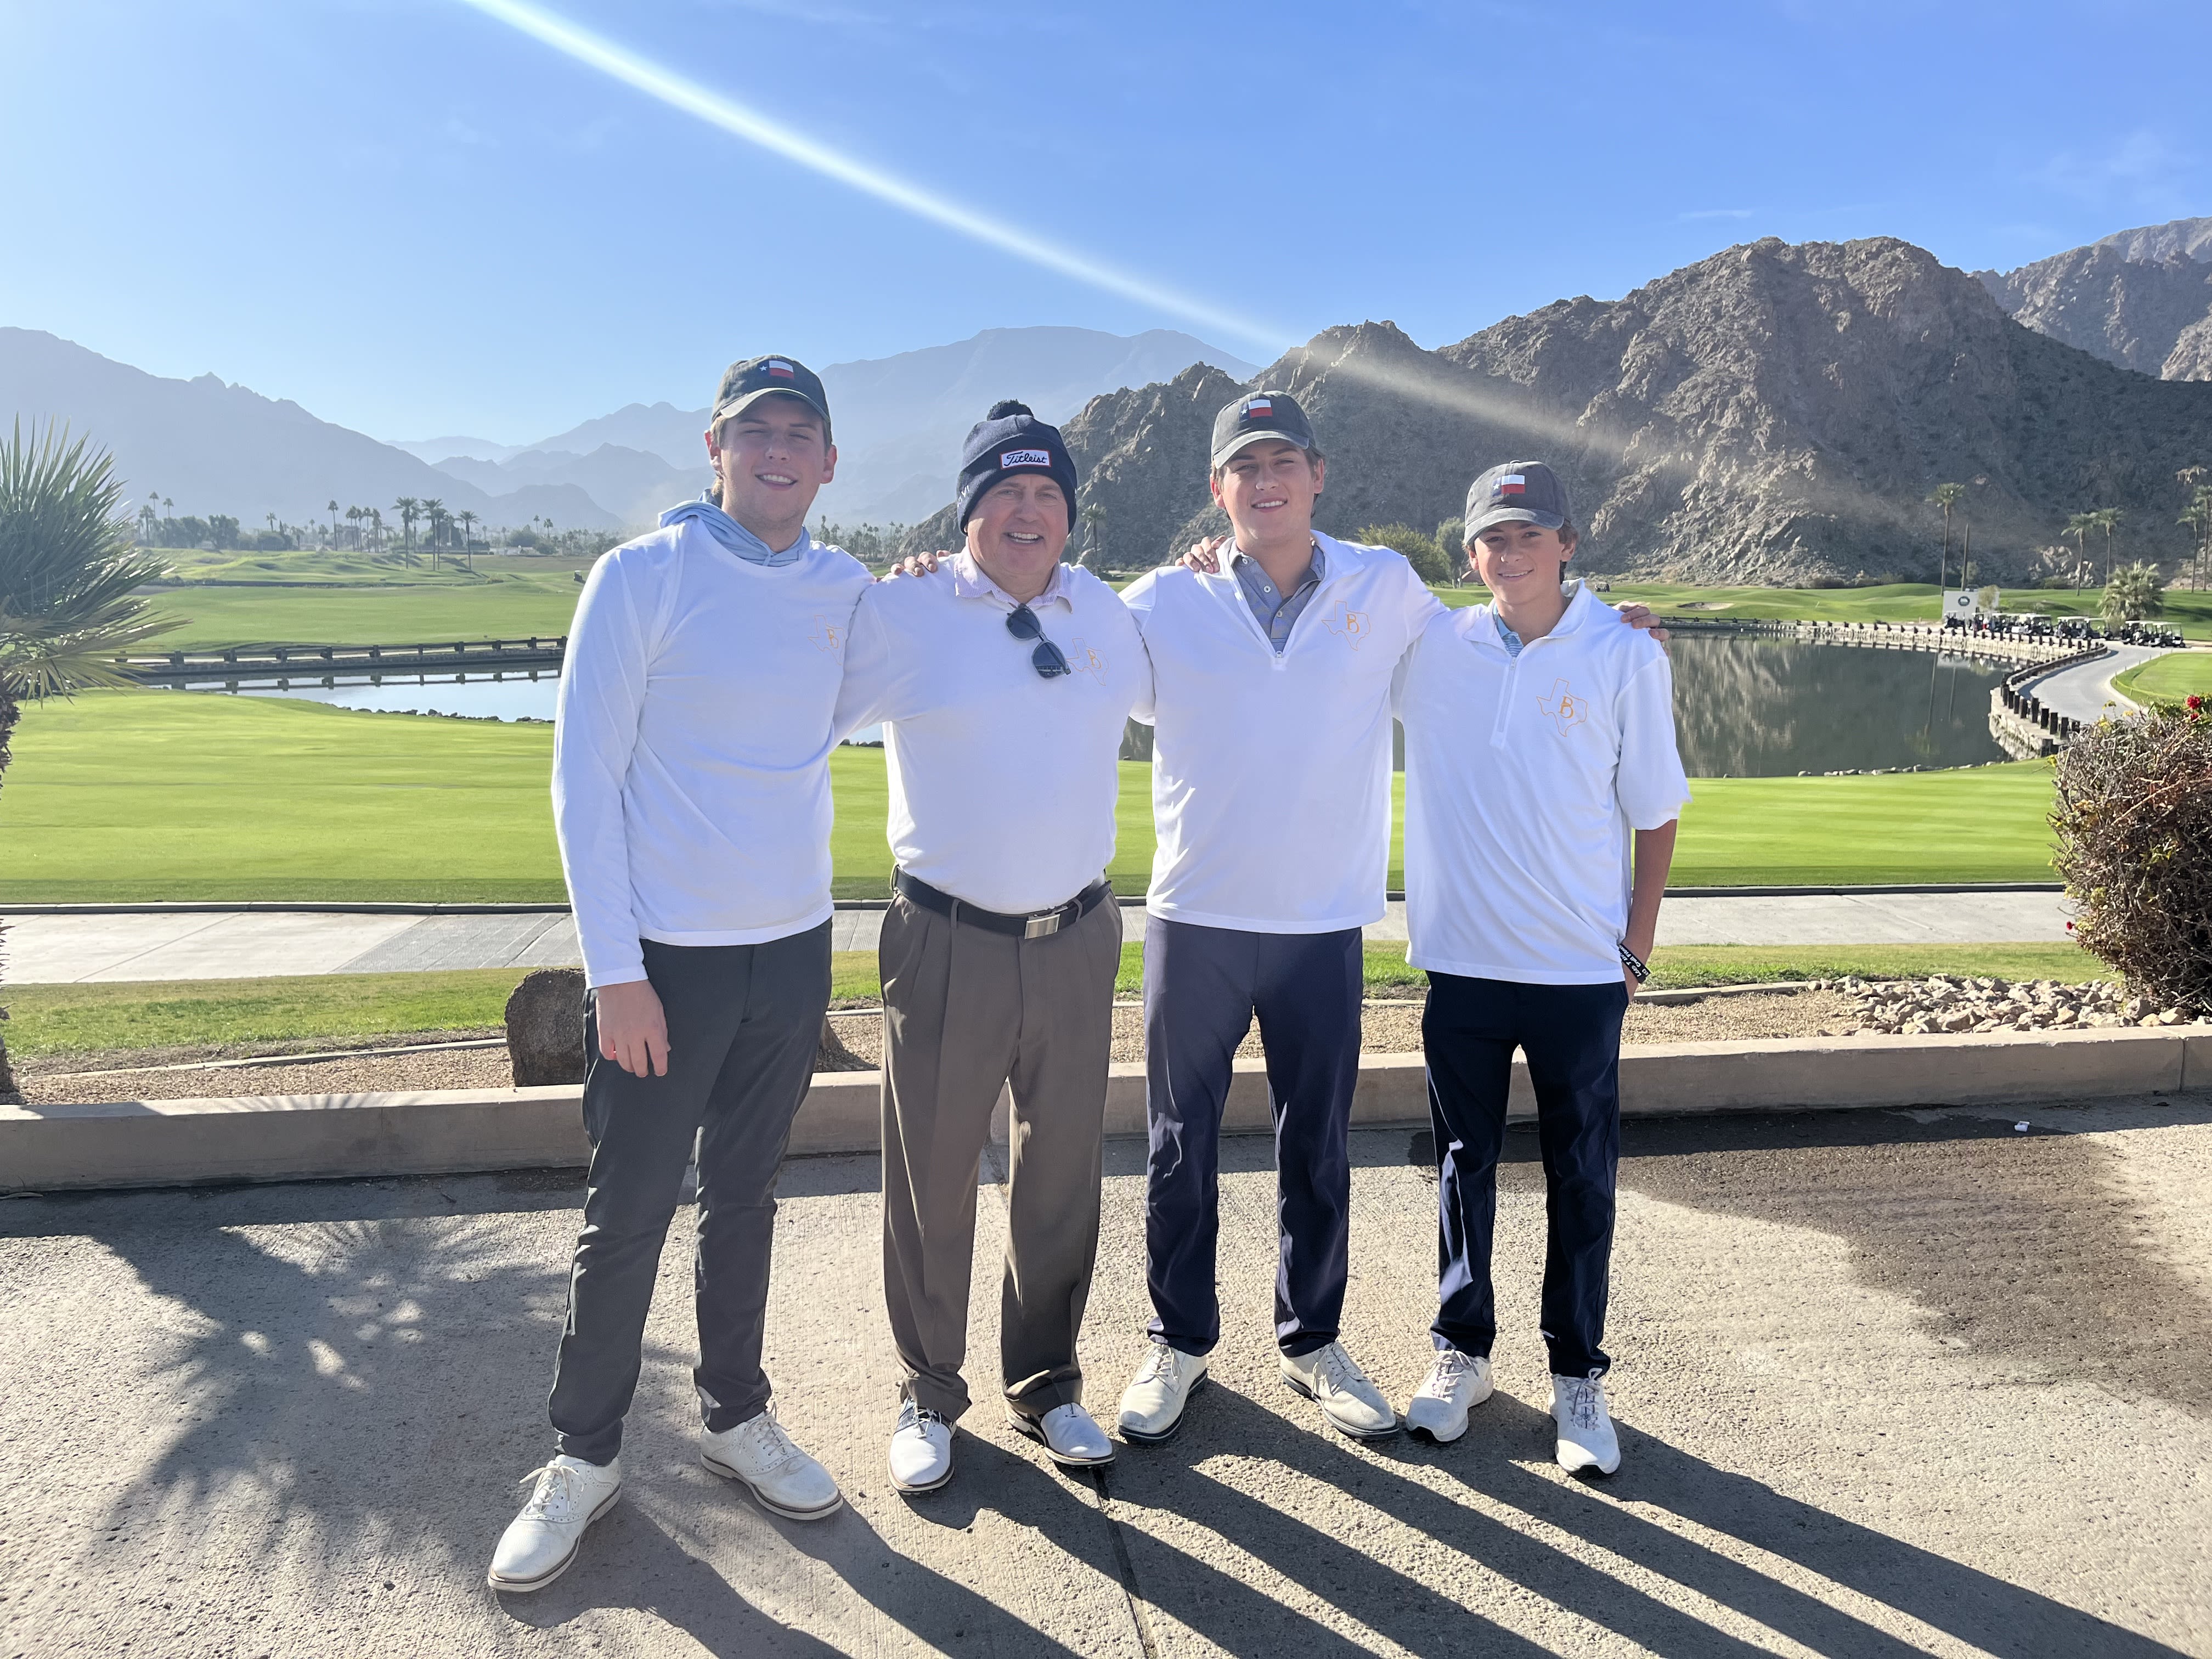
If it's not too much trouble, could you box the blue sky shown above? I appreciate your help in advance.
[5,0,2208,444]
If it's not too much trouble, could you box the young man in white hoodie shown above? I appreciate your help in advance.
[1394,461,1688,1476]
[489,356,868,1593]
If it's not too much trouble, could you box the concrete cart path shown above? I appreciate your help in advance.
[3,1100,2207,1656]
[3,890,2076,983]
[2019,642,2170,723]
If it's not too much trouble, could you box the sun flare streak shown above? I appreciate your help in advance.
[452,0,1286,354]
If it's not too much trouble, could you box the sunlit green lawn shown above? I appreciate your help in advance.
[2111,649,2212,708]
[0,692,2059,902]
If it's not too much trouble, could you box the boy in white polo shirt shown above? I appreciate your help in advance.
[1394,460,1688,1477]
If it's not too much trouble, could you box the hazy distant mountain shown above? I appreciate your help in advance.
[425,326,1260,531]
[907,237,2212,584]
[1978,217,2212,380]
[0,328,619,530]
[434,443,703,528]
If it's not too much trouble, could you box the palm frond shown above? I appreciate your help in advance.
[0,419,175,697]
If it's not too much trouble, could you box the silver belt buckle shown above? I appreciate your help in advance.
[1024,910,1063,939]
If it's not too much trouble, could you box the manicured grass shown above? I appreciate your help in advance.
[0,692,2059,901]
[8,940,2112,1059]
[2111,650,2212,708]
[1432,579,2212,638]
[142,572,586,650]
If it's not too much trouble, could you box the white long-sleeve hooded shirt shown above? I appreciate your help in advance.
[551,516,871,988]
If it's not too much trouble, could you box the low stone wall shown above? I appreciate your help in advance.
[5,1026,2204,1192]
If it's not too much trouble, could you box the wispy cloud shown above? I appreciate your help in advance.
[2035,128,2197,211]
[451,0,1284,353]
[1678,208,1755,221]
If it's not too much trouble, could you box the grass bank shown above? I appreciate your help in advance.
[4,942,2109,1060]
[0,693,2059,902]
[2111,650,2212,709]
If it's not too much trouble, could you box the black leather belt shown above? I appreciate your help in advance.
[894,870,1113,939]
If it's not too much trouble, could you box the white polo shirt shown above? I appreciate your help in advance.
[1396,583,1690,984]
[552,519,872,989]
[834,554,1146,914]
[1122,533,1443,933]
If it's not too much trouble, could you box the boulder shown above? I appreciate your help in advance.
[506,969,588,1086]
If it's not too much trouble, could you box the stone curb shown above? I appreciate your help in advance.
[3,1027,2203,1193]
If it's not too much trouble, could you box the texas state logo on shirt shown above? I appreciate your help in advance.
[1322,601,1370,650]
[809,614,844,654]
[1539,678,1590,734]
[1064,639,1107,683]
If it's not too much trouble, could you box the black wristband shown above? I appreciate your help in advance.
[1617,941,1650,984]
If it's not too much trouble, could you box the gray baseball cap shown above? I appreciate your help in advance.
[1465,460,1568,539]
[1211,389,1316,469]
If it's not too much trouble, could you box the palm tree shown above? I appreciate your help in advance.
[2092,506,2125,585]
[2063,511,2099,594]
[393,497,420,565]
[2179,467,2210,590]
[422,498,447,571]
[326,499,340,546]
[456,509,479,572]
[1929,482,1965,592]
[2101,561,2164,622]
[0,421,177,1096]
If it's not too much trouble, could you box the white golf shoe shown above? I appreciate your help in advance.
[700,1409,843,1521]
[487,1454,622,1593]
[1116,1344,1209,1444]
[888,1399,954,1493]
[1551,1373,1622,1475]
[1404,1350,1494,1443]
[1011,1402,1115,1468]
[1280,1341,1399,1440]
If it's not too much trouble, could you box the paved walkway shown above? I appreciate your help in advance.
[2019,643,2169,723]
[3,1099,2205,1655]
[3,891,2074,983]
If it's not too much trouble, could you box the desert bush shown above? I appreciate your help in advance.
[2050,699,2212,1014]
[1355,522,1449,584]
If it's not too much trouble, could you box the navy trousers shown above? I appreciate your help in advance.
[1421,972,1629,1380]
[548,925,831,1465]
[1143,916,1363,1358]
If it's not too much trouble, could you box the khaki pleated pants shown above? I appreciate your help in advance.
[878,888,1122,1423]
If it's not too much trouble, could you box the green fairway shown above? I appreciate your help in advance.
[1431,579,2212,638]
[0,692,2058,901]
[2111,650,2212,708]
[9,940,2111,1061]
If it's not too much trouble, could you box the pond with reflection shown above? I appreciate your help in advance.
[176,633,2011,778]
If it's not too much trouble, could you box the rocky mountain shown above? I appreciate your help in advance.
[906,236,2212,585]
[432,442,703,528]
[1977,216,2212,380]
[0,328,619,529]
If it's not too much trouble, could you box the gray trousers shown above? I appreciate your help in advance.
[879,890,1122,1423]
[548,923,831,1465]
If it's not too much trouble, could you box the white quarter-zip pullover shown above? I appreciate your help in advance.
[1397,584,1690,984]
[1122,533,1443,933]
[834,554,1145,913]
[552,518,872,988]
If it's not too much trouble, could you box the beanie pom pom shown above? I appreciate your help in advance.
[986,399,1033,420]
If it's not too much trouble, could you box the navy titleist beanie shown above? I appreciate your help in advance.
[955,400,1081,529]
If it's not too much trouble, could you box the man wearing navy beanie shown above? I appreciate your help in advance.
[953,401,1083,533]
[836,399,1144,1493]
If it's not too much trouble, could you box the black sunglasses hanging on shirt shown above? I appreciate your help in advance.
[1005,603,1070,679]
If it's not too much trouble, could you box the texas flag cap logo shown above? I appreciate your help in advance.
[1245,397,1273,420]
[765,360,795,379]
[1491,473,1527,498]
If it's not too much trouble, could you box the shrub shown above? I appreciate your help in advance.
[2050,699,2212,1014]
[1355,522,1449,584]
